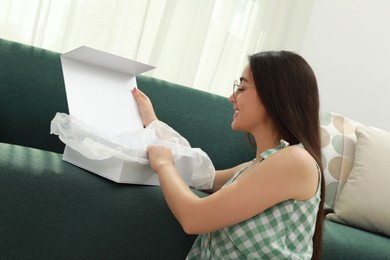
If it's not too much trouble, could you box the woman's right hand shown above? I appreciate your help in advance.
[147,145,174,173]
[132,87,158,127]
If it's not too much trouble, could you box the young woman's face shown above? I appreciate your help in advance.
[229,65,268,133]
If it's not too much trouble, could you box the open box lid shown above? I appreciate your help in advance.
[60,46,155,135]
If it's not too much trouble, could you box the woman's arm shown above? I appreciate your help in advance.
[147,145,319,235]
[208,163,251,193]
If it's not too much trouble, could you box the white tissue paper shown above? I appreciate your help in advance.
[50,113,215,189]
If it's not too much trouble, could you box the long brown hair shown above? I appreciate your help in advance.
[249,51,325,260]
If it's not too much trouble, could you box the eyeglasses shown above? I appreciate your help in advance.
[232,80,255,100]
[232,80,240,100]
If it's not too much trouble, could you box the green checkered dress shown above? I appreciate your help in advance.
[186,140,321,260]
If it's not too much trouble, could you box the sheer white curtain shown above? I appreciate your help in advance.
[0,0,314,97]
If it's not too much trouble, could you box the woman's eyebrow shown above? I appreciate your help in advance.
[239,77,249,83]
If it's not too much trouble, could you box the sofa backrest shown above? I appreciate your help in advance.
[0,38,255,170]
[320,111,362,210]
[0,38,69,153]
[1,38,371,213]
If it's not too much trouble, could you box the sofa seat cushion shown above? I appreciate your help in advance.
[0,142,198,259]
[322,220,390,260]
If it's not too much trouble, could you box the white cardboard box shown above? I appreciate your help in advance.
[60,46,192,185]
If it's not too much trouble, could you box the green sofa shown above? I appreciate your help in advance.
[1,38,389,259]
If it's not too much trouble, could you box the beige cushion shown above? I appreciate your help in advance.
[327,125,390,236]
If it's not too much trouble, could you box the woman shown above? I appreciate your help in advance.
[132,51,324,259]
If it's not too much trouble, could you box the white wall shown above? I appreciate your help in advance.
[301,0,390,130]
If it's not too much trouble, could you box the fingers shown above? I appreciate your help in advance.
[147,145,174,172]
[147,145,174,163]
[132,87,147,98]
[132,87,142,103]
[131,87,158,127]
[132,87,152,106]
[147,144,171,153]
[136,88,147,97]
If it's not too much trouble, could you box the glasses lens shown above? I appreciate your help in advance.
[233,80,238,99]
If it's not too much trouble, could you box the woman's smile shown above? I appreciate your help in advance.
[233,107,240,118]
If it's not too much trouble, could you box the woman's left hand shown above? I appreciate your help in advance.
[132,87,158,127]
[147,145,174,173]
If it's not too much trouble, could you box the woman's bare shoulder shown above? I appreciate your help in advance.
[257,145,319,200]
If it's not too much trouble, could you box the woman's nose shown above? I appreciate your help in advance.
[228,93,236,104]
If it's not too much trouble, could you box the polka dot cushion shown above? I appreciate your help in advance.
[320,112,362,209]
